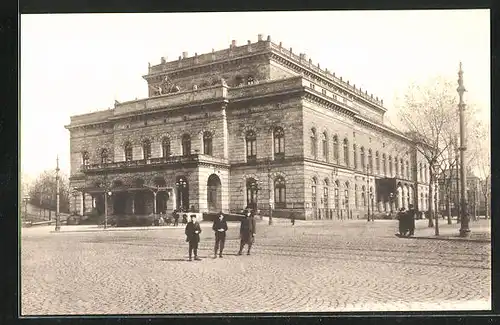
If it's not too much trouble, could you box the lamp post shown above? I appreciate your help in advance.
[104,190,112,229]
[457,62,470,237]
[55,155,61,232]
[389,192,394,216]
[366,165,371,222]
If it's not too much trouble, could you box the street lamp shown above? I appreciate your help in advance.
[457,62,470,236]
[366,165,371,222]
[55,155,61,232]
[389,192,394,215]
[104,190,112,229]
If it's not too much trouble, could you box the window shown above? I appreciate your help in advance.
[355,184,359,208]
[343,138,349,166]
[360,147,365,170]
[274,177,286,208]
[182,134,191,156]
[382,154,387,176]
[334,181,340,210]
[353,144,357,169]
[376,151,380,174]
[312,178,317,204]
[323,179,329,208]
[368,149,373,173]
[162,137,171,158]
[406,161,410,179]
[203,132,213,155]
[310,128,317,158]
[344,182,350,208]
[274,127,285,157]
[333,135,339,162]
[82,151,90,166]
[246,178,258,209]
[424,165,427,183]
[246,130,257,160]
[400,159,404,179]
[419,163,423,181]
[100,148,108,164]
[389,155,393,176]
[142,139,151,160]
[395,157,399,177]
[322,132,328,160]
[124,142,133,162]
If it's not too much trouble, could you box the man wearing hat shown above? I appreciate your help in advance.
[185,214,202,261]
[212,212,228,258]
[238,210,256,255]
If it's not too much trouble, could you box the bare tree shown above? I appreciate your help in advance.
[394,76,481,230]
[28,170,71,215]
[470,126,490,219]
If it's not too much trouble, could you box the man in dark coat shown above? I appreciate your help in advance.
[185,215,202,261]
[212,212,228,258]
[172,209,179,227]
[397,207,408,237]
[238,210,256,255]
[407,204,416,236]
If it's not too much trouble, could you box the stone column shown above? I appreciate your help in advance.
[131,193,135,214]
[153,191,157,214]
[80,192,84,216]
[170,189,177,211]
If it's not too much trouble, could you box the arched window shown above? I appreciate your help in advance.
[333,135,339,162]
[182,134,191,156]
[323,179,329,209]
[82,151,90,166]
[368,149,373,173]
[322,132,328,160]
[419,163,423,181]
[360,147,365,170]
[310,128,317,158]
[142,139,151,160]
[162,137,171,158]
[124,142,133,162]
[376,151,380,174]
[395,157,399,177]
[424,165,428,183]
[246,130,257,160]
[353,144,358,169]
[343,138,349,166]
[355,184,359,208]
[274,127,285,158]
[382,153,387,176]
[344,182,350,209]
[246,178,258,210]
[274,176,286,208]
[334,180,340,211]
[100,148,108,164]
[400,159,404,179]
[311,177,317,204]
[389,155,393,177]
[406,161,410,179]
[203,131,213,155]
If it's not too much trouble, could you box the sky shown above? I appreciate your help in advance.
[20,10,490,181]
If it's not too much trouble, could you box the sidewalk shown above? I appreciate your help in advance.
[409,219,490,243]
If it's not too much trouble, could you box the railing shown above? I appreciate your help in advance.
[228,76,304,99]
[81,154,229,172]
[70,109,114,125]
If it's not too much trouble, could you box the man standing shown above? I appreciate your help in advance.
[407,204,416,236]
[185,215,202,261]
[238,210,256,255]
[212,212,228,258]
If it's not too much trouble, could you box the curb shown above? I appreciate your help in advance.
[408,235,491,243]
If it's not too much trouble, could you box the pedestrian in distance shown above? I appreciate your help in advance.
[182,214,188,225]
[185,214,202,261]
[238,210,256,255]
[290,212,295,226]
[172,209,179,227]
[396,207,408,237]
[407,204,416,236]
[212,211,228,258]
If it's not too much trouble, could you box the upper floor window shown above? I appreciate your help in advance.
[353,144,357,169]
[395,157,399,177]
[424,165,428,183]
[420,163,423,181]
[182,134,191,156]
[274,176,286,208]
[100,148,108,164]
[354,184,359,208]
[375,151,380,174]
[82,151,90,166]
[389,155,393,176]
[142,139,152,160]
[311,177,317,202]
[274,127,285,158]
[246,130,257,160]
[333,135,339,163]
[406,161,410,179]
[322,132,328,160]
[343,138,349,166]
[203,131,213,155]
[310,128,317,158]
[162,137,171,158]
[382,153,387,176]
[360,147,365,170]
[400,159,404,179]
[368,149,373,173]
[124,142,133,162]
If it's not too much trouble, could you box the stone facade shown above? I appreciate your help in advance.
[66,35,431,220]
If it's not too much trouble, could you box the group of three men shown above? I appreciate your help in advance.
[184,210,257,261]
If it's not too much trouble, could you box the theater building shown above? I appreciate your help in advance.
[66,34,432,220]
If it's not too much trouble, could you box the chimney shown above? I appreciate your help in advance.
[371,94,373,98]
[258,34,263,41]
[267,35,271,41]
[325,68,329,73]
[308,58,312,64]
[317,63,320,68]
[347,81,350,85]
[161,57,166,64]
[178,56,182,61]
[231,40,237,48]
[381,99,384,104]
[289,47,292,53]
[182,52,188,59]
[248,40,251,45]
[340,76,342,81]
[279,42,282,48]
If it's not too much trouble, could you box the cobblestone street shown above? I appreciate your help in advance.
[21,219,491,315]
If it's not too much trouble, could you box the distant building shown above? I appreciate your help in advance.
[66,35,431,220]
[438,167,481,217]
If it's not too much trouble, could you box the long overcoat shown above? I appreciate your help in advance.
[185,221,202,243]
